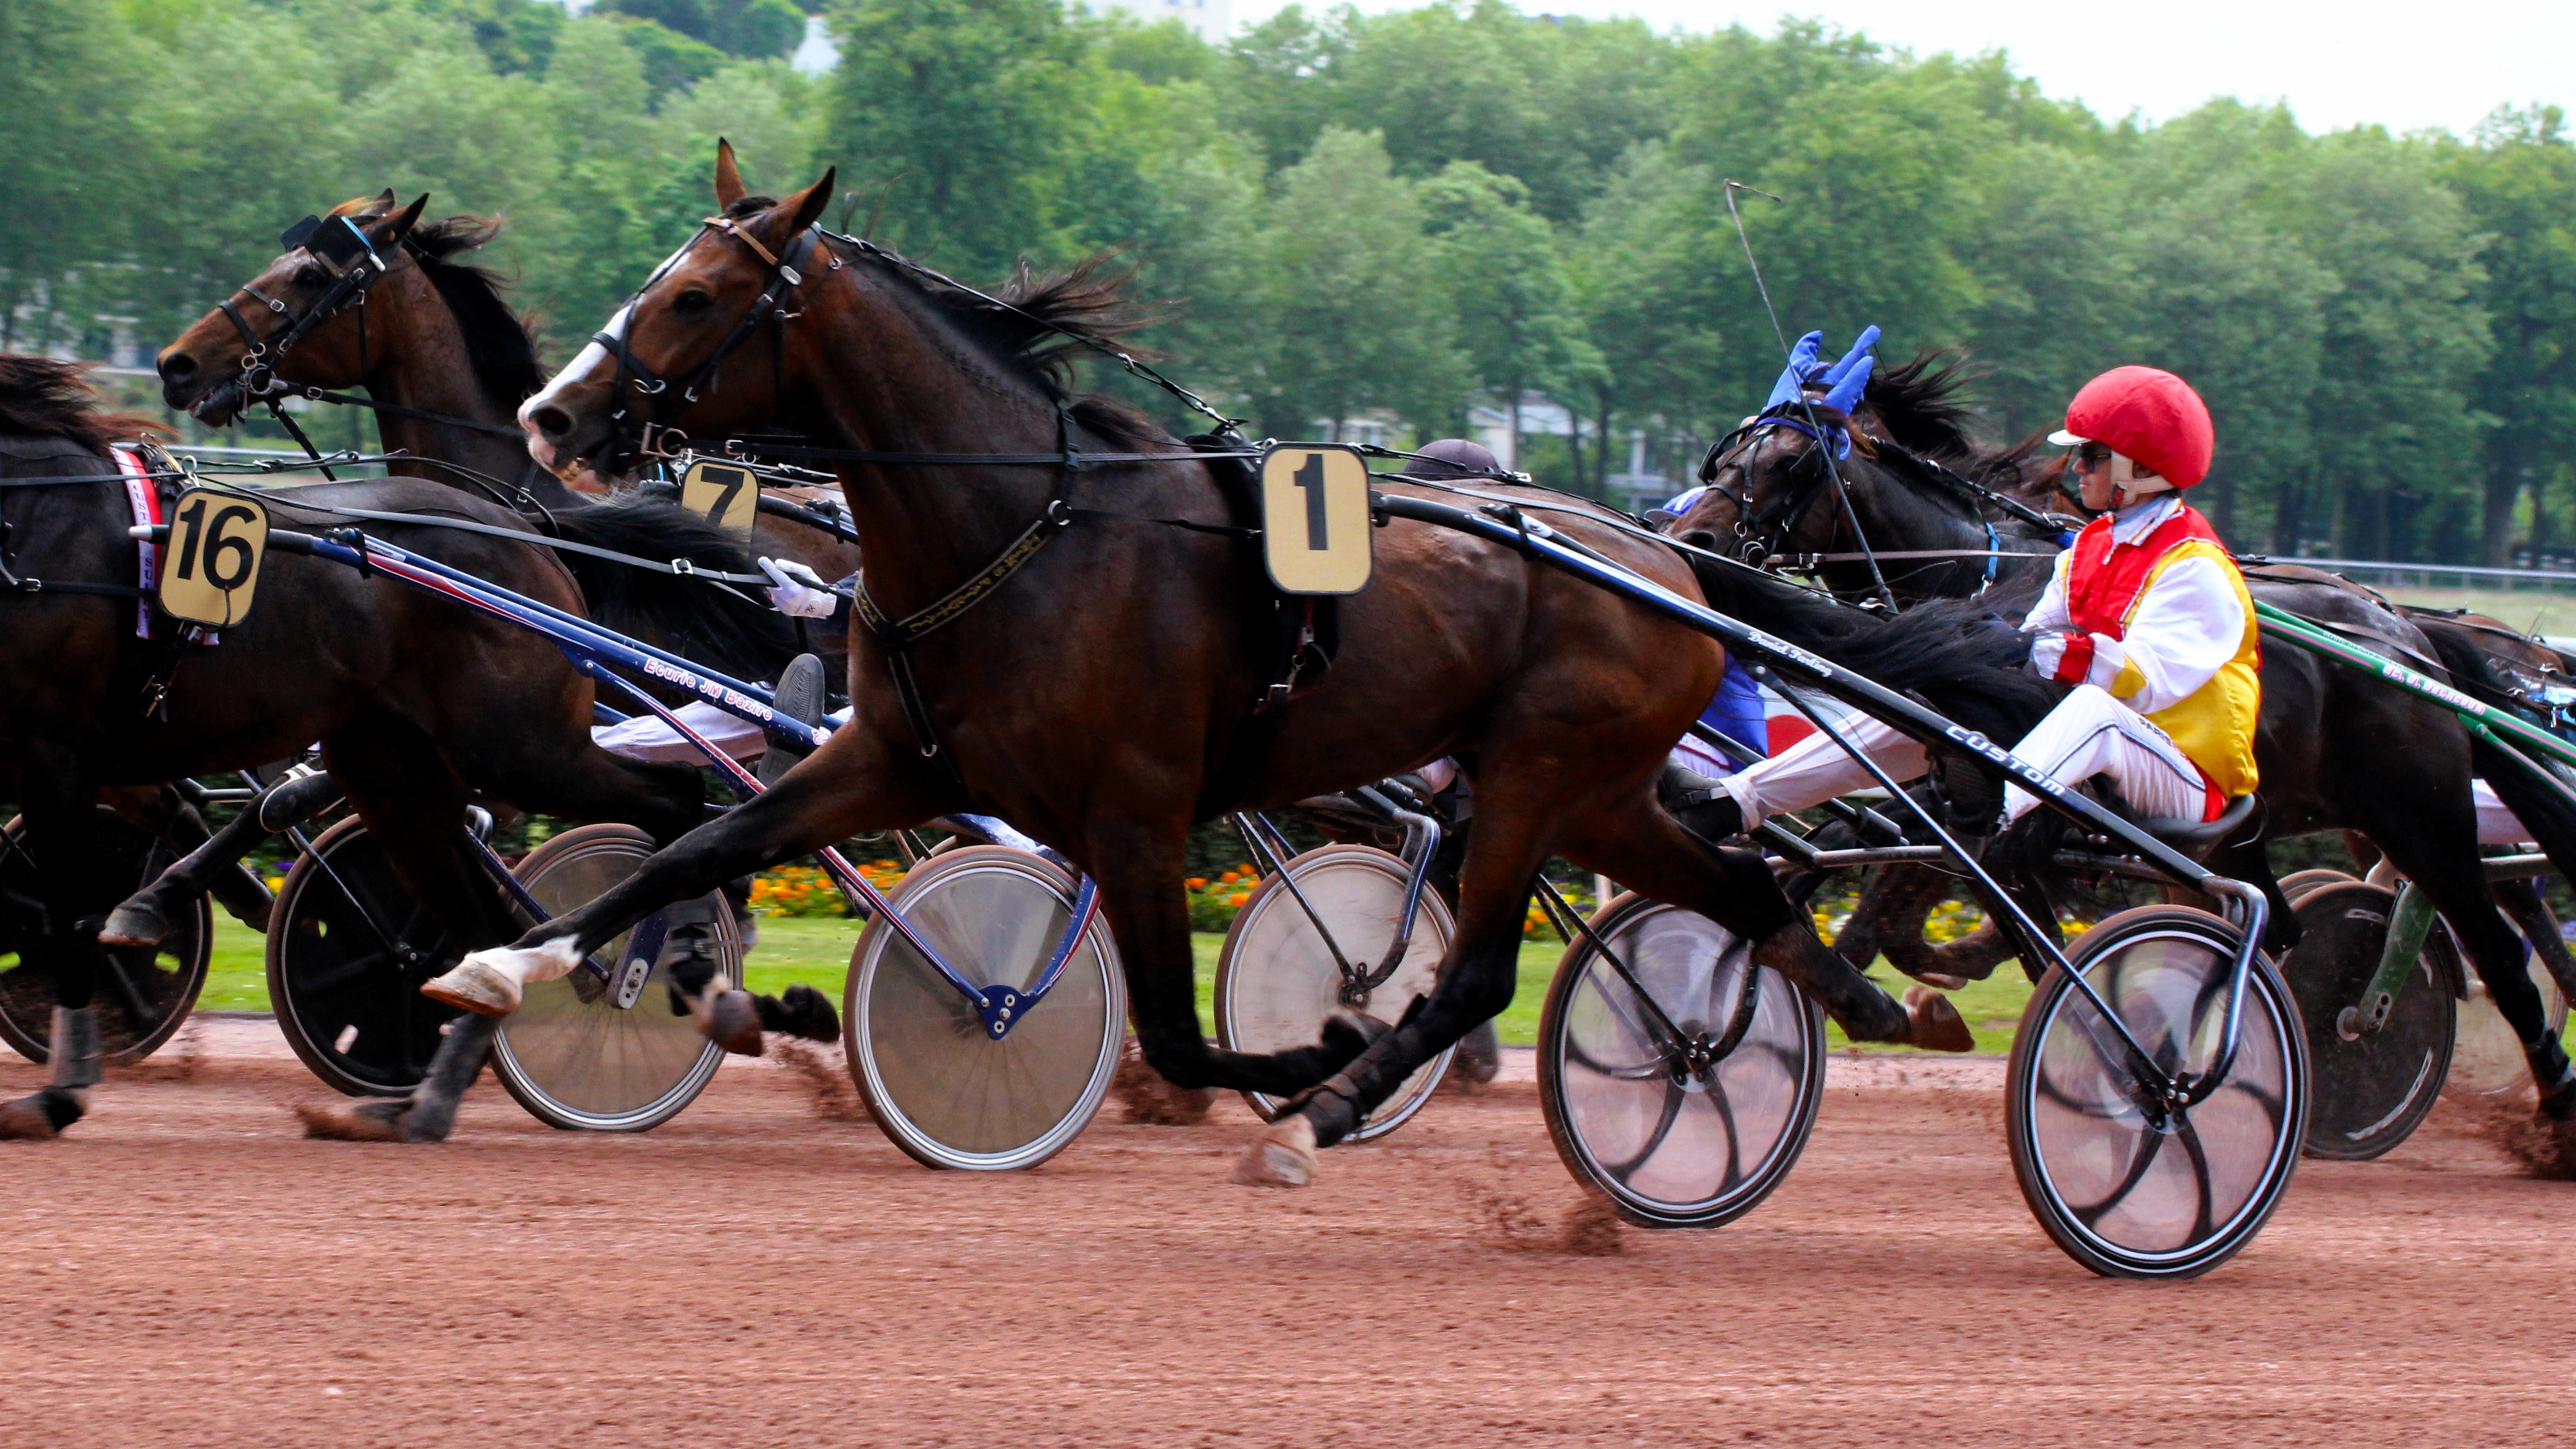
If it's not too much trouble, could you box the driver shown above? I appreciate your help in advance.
[1672,366,2261,840]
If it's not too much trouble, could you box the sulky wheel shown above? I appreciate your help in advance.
[267,816,461,1096]
[2279,881,2457,1160]
[2277,868,2360,907]
[844,846,1124,1171]
[1215,844,1455,1142]
[488,824,736,1132]
[0,809,212,1065]
[2445,949,2566,1100]
[2008,905,2306,1280]
[1537,893,1825,1229]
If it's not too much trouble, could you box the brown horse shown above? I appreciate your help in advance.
[0,354,737,1139]
[410,157,2099,1183]
[1673,366,2576,1149]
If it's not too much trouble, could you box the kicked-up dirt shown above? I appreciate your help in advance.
[0,1029,2570,1447]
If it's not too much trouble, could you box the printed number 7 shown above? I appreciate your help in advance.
[1292,454,1329,551]
[710,470,747,526]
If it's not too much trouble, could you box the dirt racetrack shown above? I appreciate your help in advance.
[2,1028,2571,1448]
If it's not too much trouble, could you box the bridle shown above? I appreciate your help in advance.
[1695,399,2077,600]
[586,214,831,456]
[1694,401,1864,569]
[211,215,404,470]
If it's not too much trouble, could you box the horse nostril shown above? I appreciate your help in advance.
[159,351,197,383]
[530,405,574,441]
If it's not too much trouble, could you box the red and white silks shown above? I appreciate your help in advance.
[112,445,160,639]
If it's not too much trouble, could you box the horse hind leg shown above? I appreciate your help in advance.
[0,742,108,1139]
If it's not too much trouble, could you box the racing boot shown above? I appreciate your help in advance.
[1659,763,1744,843]
[0,1005,100,1141]
[755,652,828,789]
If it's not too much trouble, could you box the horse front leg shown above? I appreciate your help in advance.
[420,722,956,1021]
[0,742,106,1139]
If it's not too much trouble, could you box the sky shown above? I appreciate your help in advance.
[1220,0,2575,137]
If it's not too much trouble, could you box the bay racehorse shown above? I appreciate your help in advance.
[422,159,2081,1182]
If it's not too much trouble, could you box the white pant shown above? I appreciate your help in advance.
[591,701,770,765]
[2475,779,2536,847]
[1721,684,2212,827]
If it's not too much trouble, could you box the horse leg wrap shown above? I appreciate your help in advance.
[756,984,841,1043]
[48,1007,100,1089]
[398,1013,501,1143]
[658,899,725,1014]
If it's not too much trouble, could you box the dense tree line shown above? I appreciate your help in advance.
[5,0,2570,562]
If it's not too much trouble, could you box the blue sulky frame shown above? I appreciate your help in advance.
[135,515,1099,1042]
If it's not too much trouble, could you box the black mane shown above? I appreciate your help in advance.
[1860,350,1982,461]
[0,355,166,452]
[406,216,548,407]
[846,237,1168,445]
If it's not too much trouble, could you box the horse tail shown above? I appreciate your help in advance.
[1681,553,2058,744]
[2414,618,2576,880]
[549,495,801,684]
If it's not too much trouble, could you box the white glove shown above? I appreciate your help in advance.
[758,557,840,620]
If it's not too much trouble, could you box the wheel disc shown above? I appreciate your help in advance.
[1216,846,1454,1142]
[267,817,458,1095]
[847,847,1123,1171]
[2279,882,2453,1160]
[1538,897,1824,1228]
[0,809,210,1065]
[490,825,733,1132]
[2011,908,2304,1278]
[2445,945,2566,1100]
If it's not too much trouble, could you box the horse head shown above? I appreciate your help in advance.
[157,191,429,425]
[522,144,836,476]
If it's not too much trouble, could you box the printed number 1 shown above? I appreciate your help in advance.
[1293,454,1330,551]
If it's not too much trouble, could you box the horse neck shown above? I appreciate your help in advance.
[358,266,567,504]
[1828,457,2010,603]
[789,271,1097,606]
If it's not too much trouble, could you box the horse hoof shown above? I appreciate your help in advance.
[295,1100,406,1142]
[0,1086,82,1141]
[698,989,765,1057]
[1232,1114,1318,1188]
[419,956,522,1016]
[1903,986,1975,1053]
[98,900,168,948]
[764,983,840,1043]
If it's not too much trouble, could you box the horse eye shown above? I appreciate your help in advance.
[674,289,714,316]
[295,265,325,289]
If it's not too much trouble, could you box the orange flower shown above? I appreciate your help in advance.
[1219,870,1240,884]
[1185,877,1208,890]
[1226,892,1249,907]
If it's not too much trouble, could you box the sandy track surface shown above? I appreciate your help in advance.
[0,1028,2567,1447]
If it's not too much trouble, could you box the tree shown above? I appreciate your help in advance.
[1248,128,1464,440]
[2440,107,2576,563]
[0,0,152,347]
[1420,162,1593,469]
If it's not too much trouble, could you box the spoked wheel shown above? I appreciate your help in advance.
[844,846,1123,1171]
[489,824,737,1133]
[268,816,461,1095]
[0,809,212,1065]
[2279,881,2457,1160]
[1215,845,1454,1142]
[2008,905,2307,1279]
[1537,893,1826,1229]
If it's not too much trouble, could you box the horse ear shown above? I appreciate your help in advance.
[714,138,745,212]
[374,194,429,247]
[348,190,397,221]
[781,167,836,235]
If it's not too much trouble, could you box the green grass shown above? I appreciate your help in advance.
[2374,584,2576,637]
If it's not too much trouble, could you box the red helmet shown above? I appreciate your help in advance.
[2047,366,2213,489]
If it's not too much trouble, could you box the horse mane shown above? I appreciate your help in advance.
[405,215,549,407]
[0,354,168,452]
[840,232,1170,446]
[1861,350,1982,461]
